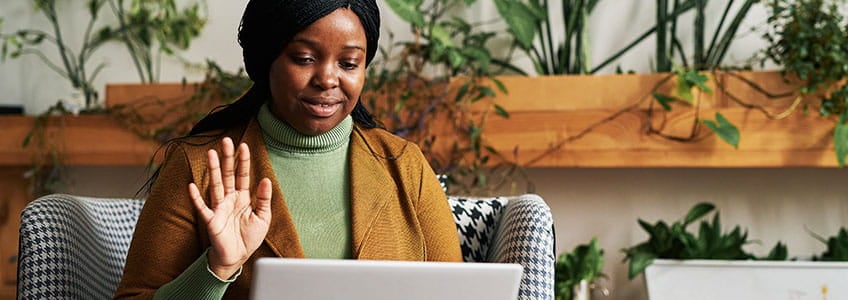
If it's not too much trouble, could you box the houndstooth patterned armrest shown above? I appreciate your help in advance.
[449,194,555,300]
[17,194,145,299]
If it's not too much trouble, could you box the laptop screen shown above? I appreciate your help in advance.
[250,258,523,300]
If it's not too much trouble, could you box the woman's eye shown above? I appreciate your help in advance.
[340,61,359,70]
[292,56,314,64]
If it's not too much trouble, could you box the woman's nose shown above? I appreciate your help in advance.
[312,63,339,90]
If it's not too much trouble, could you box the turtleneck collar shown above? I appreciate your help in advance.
[257,102,353,154]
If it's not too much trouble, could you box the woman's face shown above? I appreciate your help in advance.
[268,8,367,136]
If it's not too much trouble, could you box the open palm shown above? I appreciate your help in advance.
[189,137,272,279]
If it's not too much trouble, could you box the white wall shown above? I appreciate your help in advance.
[4,1,846,300]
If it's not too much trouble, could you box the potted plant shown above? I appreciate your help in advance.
[760,0,848,165]
[622,202,848,300]
[555,237,608,300]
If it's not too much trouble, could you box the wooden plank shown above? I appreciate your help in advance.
[471,108,836,167]
[0,168,31,297]
[0,115,160,166]
[481,71,804,113]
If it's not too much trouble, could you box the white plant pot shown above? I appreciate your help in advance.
[645,259,848,300]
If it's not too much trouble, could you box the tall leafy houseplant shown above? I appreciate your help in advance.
[1,0,206,109]
[492,0,756,75]
[103,0,206,83]
[761,0,848,165]
[1,0,111,108]
[373,0,522,195]
[493,0,599,75]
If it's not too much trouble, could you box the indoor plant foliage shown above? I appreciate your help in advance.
[1,0,206,109]
[1,0,111,109]
[372,0,527,195]
[811,227,848,262]
[2,0,208,196]
[103,0,206,83]
[108,60,250,144]
[555,237,607,300]
[761,0,848,165]
[621,202,788,279]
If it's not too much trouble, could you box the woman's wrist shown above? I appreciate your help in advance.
[206,249,245,280]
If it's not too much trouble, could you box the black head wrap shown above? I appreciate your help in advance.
[239,0,381,84]
[190,0,380,135]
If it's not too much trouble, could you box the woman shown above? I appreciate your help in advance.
[114,1,462,299]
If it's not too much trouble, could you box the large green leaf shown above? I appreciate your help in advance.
[493,0,539,49]
[384,0,425,27]
[430,24,454,48]
[683,202,714,226]
[702,112,740,149]
[627,251,655,279]
[834,111,848,167]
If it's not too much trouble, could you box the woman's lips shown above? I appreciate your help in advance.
[303,99,342,118]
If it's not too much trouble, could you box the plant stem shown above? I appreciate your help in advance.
[694,0,706,68]
[657,0,669,72]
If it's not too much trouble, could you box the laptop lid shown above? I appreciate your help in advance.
[250,258,523,300]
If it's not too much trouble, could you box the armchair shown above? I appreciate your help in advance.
[16,194,144,299]
[17,193,554,299]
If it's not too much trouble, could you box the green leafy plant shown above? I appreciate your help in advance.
[555,237,606,300]
[654,0,758,72]
[761,0,848,165]
[1,0,112,108]
[1,0,206,109]
[492,0,756,75]
[109,60,249,144]
[493,0,599,75]
[103,0,206,83]
[622,202,788,279]
[811,227,848,261]
[373,0,529,195]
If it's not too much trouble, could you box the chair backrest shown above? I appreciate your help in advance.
[17,194,144,299]
[448,194,555,300]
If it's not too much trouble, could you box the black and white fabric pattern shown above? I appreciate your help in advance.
[17,194,145,299]
[448,196,507,262]
[449,194,555,300]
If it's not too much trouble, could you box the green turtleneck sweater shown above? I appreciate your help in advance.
[152,105,353,299]
[256,103,353,259]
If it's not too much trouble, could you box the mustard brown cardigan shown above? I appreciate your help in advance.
[114,118,462,299]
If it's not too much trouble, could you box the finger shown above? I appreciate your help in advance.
[207,149,225,204]
[189,183,214,222]
[221,137,236,194]
[253,178,273,221]
[236,142,251,191]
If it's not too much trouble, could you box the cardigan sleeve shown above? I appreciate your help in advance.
[152,248,240,300]
[408,145,463,262]
[114,143,213,299]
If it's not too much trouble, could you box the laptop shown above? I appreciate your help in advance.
[250,258,523,300]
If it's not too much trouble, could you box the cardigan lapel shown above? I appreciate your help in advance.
[241,120,305,258]
[348,126,398,258]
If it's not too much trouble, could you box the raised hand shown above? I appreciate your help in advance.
[188,137,273,279]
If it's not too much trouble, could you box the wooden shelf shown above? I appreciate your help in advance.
[0,115,159,167]
[0,71,838,170]
[472,71,839,168]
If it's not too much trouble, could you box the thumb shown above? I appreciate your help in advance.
[254,177,273,221]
